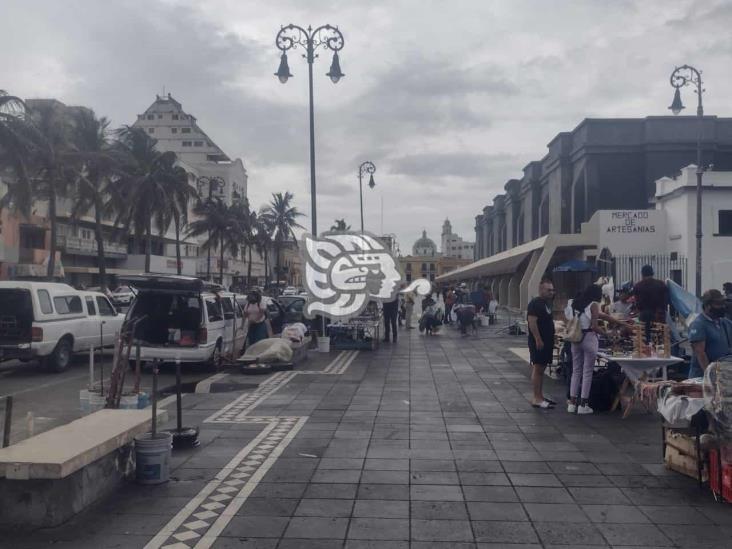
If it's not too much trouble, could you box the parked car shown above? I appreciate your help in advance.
[111,285,136,307]
[278,295,311,328]
[121,275,245,367]
[282,286,297,296]
[0,281,124,372]
[235,295,286,335]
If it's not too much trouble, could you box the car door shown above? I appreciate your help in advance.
[96,295,123,346]
[220,296,236,354]
[204,296,225,351]
[82,295,100,351]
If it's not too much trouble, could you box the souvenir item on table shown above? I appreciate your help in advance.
[704,356,732,438]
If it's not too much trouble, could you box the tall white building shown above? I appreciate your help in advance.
[441,219,475,260]
[130,94,263,286]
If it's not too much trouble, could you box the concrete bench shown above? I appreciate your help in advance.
[0,408,167,527]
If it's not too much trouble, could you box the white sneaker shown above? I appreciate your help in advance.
[577,404,594,415]
[567,403,577,414]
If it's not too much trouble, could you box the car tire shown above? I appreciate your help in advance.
[209,340,222,370]
[47,337,73,373]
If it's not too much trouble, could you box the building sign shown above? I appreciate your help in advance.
[301,231,431,320]
[597,210,666,255]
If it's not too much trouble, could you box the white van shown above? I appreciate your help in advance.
[0,281,124,371]
[121,275,245,367]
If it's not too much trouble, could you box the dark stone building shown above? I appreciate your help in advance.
[474,116,732,260]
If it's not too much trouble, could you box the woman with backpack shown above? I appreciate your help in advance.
[565,284,606,415]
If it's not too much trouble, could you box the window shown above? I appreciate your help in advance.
[146,115,154,120]
[194,141,203,147]
[148,128,155,134]
[206,141,212,147]
[205,298,223,322]
[172,114,179,120]
[96,296,116,316]
[182,141,192,147]
[171,127,178,134]
[81,228,92,240]
[85,297,97,316]
[37,290,53,314]
[53,295,83,315]
[182,127,191,134]
[718,210,732,236]
[405,264,412,271]
[157,114,163,119]
[221,297,235,320]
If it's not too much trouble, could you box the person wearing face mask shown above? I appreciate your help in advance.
[688,289,732,378]
[243,290,273,347]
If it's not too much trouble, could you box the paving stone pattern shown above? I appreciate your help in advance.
[4,324,731,548]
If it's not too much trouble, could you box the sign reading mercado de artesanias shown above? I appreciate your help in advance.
[300,231,431,320]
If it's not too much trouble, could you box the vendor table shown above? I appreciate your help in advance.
[598,353,684,417]
[328,317,381,351]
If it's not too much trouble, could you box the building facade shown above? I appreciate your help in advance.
[441,219,474,260]
[474,116,732,261]
[399,230,470,282]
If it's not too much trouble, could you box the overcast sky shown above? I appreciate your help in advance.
[4,0,732,254]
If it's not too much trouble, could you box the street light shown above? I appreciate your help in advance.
[668,64,704,298]
[274,23,345,236]
[197,175,225,281]
[357,161,376,233]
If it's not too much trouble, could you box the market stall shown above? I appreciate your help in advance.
[328,313,381,351]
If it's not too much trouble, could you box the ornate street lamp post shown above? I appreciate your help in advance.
[274,24,345,236]
[197,175,225,281]
[357,161,376,232]
[668,65,704,297]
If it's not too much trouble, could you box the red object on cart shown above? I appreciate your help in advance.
[709,447,732,503]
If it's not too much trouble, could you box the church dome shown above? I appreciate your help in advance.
[413,230,437,256]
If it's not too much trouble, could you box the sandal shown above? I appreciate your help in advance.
[531,400,555,409]
[543,397,557,405]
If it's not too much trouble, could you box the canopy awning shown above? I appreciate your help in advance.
[436,236,548,282]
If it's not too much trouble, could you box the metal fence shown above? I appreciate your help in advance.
[612,254,688,288]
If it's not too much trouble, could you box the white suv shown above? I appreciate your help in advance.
[0,281,124,372]
[121,275,245,367]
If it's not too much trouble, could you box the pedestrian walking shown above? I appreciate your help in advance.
[527,276,556,409]
[566,284,604,415]
[382,294,399,343]
[445,288,456,324]
[405,290,415,329]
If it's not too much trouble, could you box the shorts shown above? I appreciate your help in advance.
[528,336,553,366]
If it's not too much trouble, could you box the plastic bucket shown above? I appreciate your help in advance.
[79,389,106,413]
[134,432,173,484]
[119,394,139,410]
[317,336,331,353]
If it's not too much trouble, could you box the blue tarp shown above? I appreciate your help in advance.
[553,260,597,272]
[667,278,701,320]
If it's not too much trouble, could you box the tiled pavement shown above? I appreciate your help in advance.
[4,322,731,548]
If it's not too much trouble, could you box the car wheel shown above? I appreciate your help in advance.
[209,340,222,370]
[47,338,73,373]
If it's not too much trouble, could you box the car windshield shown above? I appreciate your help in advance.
[115,286,132,293]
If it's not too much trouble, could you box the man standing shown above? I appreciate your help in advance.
[382,294,399,343]
[633,265,668,341]
[444,288,456,324]
[527,276,557,409]
[688,289,732,378]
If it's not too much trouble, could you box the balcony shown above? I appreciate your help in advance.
[56,235,127,258]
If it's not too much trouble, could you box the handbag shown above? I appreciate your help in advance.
[564,310,584,343]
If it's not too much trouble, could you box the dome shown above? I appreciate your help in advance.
[413,230,437,256]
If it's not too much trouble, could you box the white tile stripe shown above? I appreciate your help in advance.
[192,417,307,549]
[203,351,358,423]
[143,420,280,549]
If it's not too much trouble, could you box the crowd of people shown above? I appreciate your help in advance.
[526,265,732,414]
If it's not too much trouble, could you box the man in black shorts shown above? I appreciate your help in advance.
[527,276,556,408]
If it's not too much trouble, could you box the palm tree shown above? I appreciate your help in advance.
[68,109,120,290]
[158,162,197,275]
[243,207,258,286]
[330,218,351,232]
[186,198,242,284]
[25,100,75,278]
[254,214,273,288]
[261,192,305,289]
[113,126,176,272]
[0,92,37,218]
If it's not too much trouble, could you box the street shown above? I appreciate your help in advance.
[0,354,220,446]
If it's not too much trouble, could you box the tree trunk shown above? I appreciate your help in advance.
[219,232,225,285]
[275,239,281,290]
[263,247,269,289]
[247,245,252,287]
[94,199,107,291]
[174,214,182,275]
[47,188,58,279]
[145,215,152,273]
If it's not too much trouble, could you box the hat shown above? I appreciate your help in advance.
[702,289,725,307]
